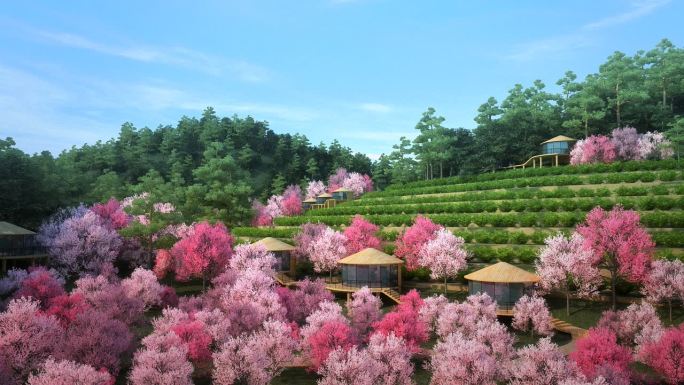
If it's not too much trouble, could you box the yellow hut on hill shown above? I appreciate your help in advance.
[302,197,317,210]
[465,262,540,311]
[252,237,296,276]
[332,187,354,202]
[509,135,577,169]
[316,193,336,208]
[338,248,403,290]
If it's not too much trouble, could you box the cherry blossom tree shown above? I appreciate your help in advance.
[277,278,333,324]
[611,127,642,161]
[428,331,499,385]
[596,303,663,350]
[641,324,684,384]
[418,294,448,334]
[346,286,382,338]
[570,135,616,165]
[281,184,303,216]
[638,131,674,160]
[12,267,66,308]
[342,172,368,197]
[213,320,297,385]
[221,268,285,330]
[306,320,357,371]
[395,215,441,271]
[171,319,213,364]
[91,198,130,230]
[229,244,277,274]
[512,294,553,337]
[27,359,113,385]
[366,332,414,385]
[58,309,133,376]
[305,180,327,200]
[73,277,145,326]
[642,259,684,322]
[252,200,273,227]
[569,328,632,383]
[328,168,349,192]
[508,337,582,385]
[170,221,234,289]
[301,301,349,341]
[418,228,469,293]
[343,215,381,254]
[536,232,601,315]
[293,222,328,260]
[436,292,497,339]
[129,345,193,385]
[309,227,347,281]
[0,297,62,385]
[317,347,380,385]
[577,206,654,309]
[44,293,90,327]
[121,267,164,310]
[373,291,428,353]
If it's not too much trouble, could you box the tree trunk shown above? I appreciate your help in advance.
[566,291,570,317]
[611,268,617,311]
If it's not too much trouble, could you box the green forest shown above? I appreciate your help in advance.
[2,39,684,229]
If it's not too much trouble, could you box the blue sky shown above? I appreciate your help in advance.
[1,0,682,159]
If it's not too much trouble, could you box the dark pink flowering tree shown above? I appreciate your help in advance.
[306,320,357,371]
[418,228,469,293]
[508,337,582,385]
[73,277,145,326]
[641,325,684,385]
[309,227,347,281]
[577,206,654,309]
[301,301,349,341]
[395,215,441,271]
[642,259,684,322]
[12,267,65,309]
[0,297,62,385]
[372,290,428,353]
[170,221,234,290]
[570,135,617,165]
[44,293,90,327]
[570,328,632,383]
[346,286,382,338]
[27,359,113,385]
[91,198,130,230]
[536,232,601,315]
[281,184,303,216]
[171,320,213,364]
[596,303,663,349]
[343,215,381,254]
[57,309,133,376]
[428,331,499,385]
[512,294,553,337]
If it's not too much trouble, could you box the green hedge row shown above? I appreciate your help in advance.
[347,185,677,207]
[276,211,684,228]
[383,159,681,191]
[231,227,300,238]
[305,196,684,217]
[367,171,680,198]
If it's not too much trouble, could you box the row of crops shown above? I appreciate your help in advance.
[367,170,681,198]
[382,159,682,191]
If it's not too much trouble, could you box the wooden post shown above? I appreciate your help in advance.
[290,252,296,277]
[397,265,402,292]
[555,155,559,166]
[346,292,351,302]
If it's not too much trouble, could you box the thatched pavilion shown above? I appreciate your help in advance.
[302,197,317,210]
[0,222,48,273]
[252,237,296,276]
[338,248,403,290]
[332,187,353,202]
[464,262,540,311]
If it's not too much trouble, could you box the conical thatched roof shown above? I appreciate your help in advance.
[252,237,295,252]
[0,222,35,235]
[541,135,576,144]
[332,187,353,193]
[338,248,404,265]
[317,193,333,198]
[464,262,540,283]
[303,197,318,203]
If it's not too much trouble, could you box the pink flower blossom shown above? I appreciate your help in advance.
[305,180,327,200]
[638,131,673,160]
[436,292,497,339]
[597,303,663,350]
[293,222,328,260]
[570,135,616,165]
[418,294,448,334]
[277,278,333,325]
[641,324,684,385]
[170,221,234,285]
[317,347,381,385]
[570,328,632,382]
[343,215,381,254]
[394,215,442,271]
[346,286,382,338]
[418,228,468,292]
[309,227,347,276]
[509,337,583,385]
[428,331,500,385]
[512,294,553,337]
[129,344,193,385]
[27,359,113,385]
[328,168,349,192]
[121,267,164,310]
[642,259,684,321]
[611,127,642,161]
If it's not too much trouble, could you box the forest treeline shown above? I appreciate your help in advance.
[2,39,684,229]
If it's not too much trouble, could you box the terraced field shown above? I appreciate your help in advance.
[235,160,684,263]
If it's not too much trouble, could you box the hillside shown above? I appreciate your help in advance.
[234,159,684,265]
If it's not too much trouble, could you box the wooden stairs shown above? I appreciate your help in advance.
[550,317,587,339]
[381,288,402,304]
[275,272,297,287]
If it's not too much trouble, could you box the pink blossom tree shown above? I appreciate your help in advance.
[641,324,684,384]
[328,168,349,192]
[309,227,347,281]
[58,309,133,376]
[121,267,164,310]
[229,243,277,274]
[0,298,63,385]
[596,303,663,349]
[213,320,297,385]
[373,291,428,353]
[13,267,66,308]
[73,278,145,326]
[170,221,234,290]
[508,337,582,385]
[428,331,499,385]
[576,206,654,309]
[638,131,674,160]
[306,320,357,371]
[171,319,213,364]
[44,293,90,327]
[535,232,602,315]
[611,127,642,161]
[570,135,616,165]
[346,286,382,338]
[418,228,469,293]
[305,180,327,200]
[221,268,285,329]
[395,215,441,271]
[301,301,349,341]
[366,332,414,385]
[91,198,130,230]
[293,222,328,260]
[277,278,333,324]
[642,259,684,322]
[343,215,381,254]
[342,172,368,197]
[512,294,553,337]
[27,359,113,385]
[419,294,448,334]
[281,184,303,216]
[436,293,497,339]
[316,347,380,385]
[569,328,632,382]
[129,345,193,385]
[252,200,273,227]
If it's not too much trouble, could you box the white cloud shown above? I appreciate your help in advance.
[359,102,393,113]
[506,0,670,61]
[27,27,270,83]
